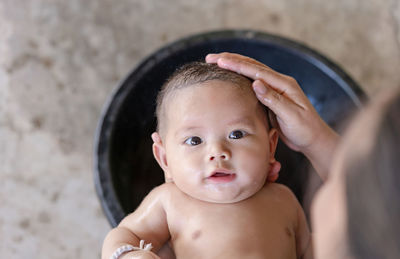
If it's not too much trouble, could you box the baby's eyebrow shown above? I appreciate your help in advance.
[174,126,202,137]
[227,117,255,127]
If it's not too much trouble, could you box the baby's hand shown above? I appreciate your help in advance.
[206,53,339,179]
[120,250,160,259]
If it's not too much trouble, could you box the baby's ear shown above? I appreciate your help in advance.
[268,128,279,160]
[267,128,281,182]
[151,132,172,182]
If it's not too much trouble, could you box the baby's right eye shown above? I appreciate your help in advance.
[184,136,203,146]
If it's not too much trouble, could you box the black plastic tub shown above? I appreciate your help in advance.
[94,30,365,227]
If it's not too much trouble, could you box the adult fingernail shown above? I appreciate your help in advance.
[217,58,233,70]
[253,80,267,95]
[205,54,217,62]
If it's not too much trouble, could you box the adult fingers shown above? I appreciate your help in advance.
[207,53,305,99]
[217,57,304,98]
[206,52,263,66]
[253,80,303,121]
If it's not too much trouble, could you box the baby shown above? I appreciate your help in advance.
[102,62,312,259]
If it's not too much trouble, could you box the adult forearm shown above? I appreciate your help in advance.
[302,122,340,181]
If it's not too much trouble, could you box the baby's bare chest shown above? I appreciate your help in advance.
[166,198,297,259]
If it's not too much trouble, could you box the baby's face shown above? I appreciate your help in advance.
[158,80,277,203]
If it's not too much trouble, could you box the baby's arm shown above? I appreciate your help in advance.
[102,185,170,259]
[295,202,313,259]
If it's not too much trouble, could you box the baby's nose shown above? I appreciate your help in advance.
[208,143,231,161]
[209,153,228,161]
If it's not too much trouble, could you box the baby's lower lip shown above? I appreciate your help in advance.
[207,173,236,183]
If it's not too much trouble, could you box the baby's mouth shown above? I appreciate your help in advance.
[212,172,230,177]
[207,170,236,183]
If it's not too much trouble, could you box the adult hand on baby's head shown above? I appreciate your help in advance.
[206,53,339,179]
[206,52,320,151]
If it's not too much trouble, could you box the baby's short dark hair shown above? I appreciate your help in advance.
[155,62,267,136]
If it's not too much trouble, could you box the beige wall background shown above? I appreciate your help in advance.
[1,0,399,258]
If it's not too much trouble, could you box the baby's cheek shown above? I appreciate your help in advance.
[240,149,269,173]
[250,144,271,163]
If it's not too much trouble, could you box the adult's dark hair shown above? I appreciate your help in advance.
[345,87,400,258]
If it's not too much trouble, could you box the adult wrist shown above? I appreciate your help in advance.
[303,121,340,180]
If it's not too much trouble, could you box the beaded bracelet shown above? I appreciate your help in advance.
[110,240,153,259]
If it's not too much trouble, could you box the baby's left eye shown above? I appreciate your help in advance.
[229,130,246,139]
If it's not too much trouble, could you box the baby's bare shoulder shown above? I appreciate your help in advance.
[263,182,294,194]
[146,183,188,208]
[260,183,301,207]
[145,182,179,200]
[134,183,175,209]
[122,183,178,223]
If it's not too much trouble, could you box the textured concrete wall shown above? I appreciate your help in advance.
[1,0,399,258]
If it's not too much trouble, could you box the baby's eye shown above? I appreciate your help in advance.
[184,136,203,146]
[229,130,246,139]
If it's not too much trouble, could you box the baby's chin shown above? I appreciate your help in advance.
[182,186,261,204]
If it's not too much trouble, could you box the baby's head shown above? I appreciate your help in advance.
[152,62,279,203]
[155,62,265,137]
